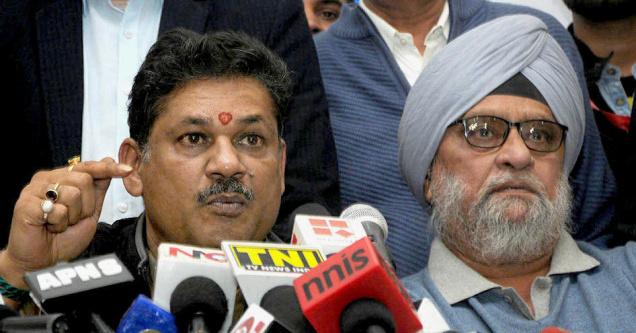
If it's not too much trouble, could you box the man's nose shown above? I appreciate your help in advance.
[495,127,534,170]
[206,137,247,180]
[305,12,323,34]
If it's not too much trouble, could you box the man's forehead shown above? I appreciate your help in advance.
[160,77,278,127]
[176,113,270,126]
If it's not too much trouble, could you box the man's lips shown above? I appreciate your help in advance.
[205,194,248,217]
[488,182,540,196]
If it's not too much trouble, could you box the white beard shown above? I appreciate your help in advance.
[430,169,572,265]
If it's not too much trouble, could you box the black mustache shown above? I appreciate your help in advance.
[197,178,255,204]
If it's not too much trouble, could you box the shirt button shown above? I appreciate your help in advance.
[616,98,626,106]
[118,202,129,213]
[607,68,617,75]
[124,31,135,39]
[399,38,407,45]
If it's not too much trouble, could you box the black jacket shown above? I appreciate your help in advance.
[79,214,282,328]
[77,216,151,327]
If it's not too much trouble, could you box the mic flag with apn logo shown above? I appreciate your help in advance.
[24,253,135,314]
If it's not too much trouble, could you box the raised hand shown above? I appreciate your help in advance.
[0,157,133,290]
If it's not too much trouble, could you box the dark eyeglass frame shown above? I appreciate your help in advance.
[448,115,568,153]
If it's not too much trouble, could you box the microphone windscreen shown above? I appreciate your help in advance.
[341,204,389,240]
[291,203,330,219]
[260,286,315,333]
[170,276,228,333]
[340,299,395,333]
[276,203,331,243]
[116,295,176,333]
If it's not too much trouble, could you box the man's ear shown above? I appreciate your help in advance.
[278,138,287,195]
[119,138,144,197]
[424,167,434,203]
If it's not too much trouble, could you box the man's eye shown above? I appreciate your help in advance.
[320,9,339,20]
[528,128,549,142]
[477,127,494,138]
[180,133,207,146]
[238,134,263,147]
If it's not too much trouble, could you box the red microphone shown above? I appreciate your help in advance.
[293,237,422,333]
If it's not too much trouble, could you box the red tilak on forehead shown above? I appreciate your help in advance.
[218,112,233,125]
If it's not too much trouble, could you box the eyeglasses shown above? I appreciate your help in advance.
[449,115,568,152]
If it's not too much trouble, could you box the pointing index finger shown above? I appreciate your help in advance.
[70,160,134,180]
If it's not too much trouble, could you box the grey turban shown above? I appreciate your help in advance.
[398,15,585,205]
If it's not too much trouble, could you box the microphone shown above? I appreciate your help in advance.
[152,243,236,333]
[230,301,305,333]
[23,253,134,329]
[0,313,71,333]
[291,214,367,257]
[276,203,331,243]
[290,203,331,219]
[341,203,395,270]
[230,303,280,333]
[259,285,316,333]
[221,241,325,305]
[116,295,177,333]
[229,286,316,333]
[293,237,422,333]
[170,277,227,333]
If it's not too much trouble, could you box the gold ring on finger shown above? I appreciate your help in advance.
[67,155,81,172]
[45,183,60,203]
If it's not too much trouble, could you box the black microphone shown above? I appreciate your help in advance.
[277,203,332,242]
[170,276,228,333]
[228,285,316,333]
[259,286,315,333]
[290,203,331,218]
[0,313,71,333]
[340,299,395,333]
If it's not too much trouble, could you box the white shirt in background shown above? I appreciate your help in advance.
[360,0,450,86]
[82,0,163,223]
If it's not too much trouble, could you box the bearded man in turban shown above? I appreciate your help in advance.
[400,15,636,332]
